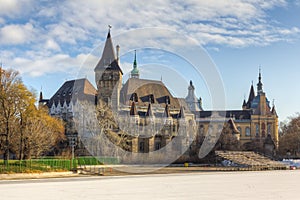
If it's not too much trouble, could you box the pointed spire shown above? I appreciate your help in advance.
[164,103,171,118]
[107,25,112,38]
[130,101,138,116]
[257,67,263,94]
[178,106,185,119]
[39,89,43,102]
[134,50,137,67]
[246,83,255,108]
[94,27,123,74]
[131,50,139,78]
[146,103,154,117]
[271,99,278,116]
[242,99,247,107]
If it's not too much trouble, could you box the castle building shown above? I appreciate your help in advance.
[43,29,279,157]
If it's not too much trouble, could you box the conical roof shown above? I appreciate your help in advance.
[246,84,255,108]
[178,106,185,119]
[164,103,171,118]
[130,101,138,116]
[271,105,278,117]
[146,103,154,117]
[94,30,123,74]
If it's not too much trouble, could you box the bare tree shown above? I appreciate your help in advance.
[278,113,300,157]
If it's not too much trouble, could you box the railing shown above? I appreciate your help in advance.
[0,159,77,173]
[0,156,119,174]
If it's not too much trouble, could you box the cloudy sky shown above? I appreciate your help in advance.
[0,0,300,121]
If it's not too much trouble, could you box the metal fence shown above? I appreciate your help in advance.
[0,159,77,173]
[0,156,119,173]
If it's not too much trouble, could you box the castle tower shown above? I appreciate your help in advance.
[185,80,202,111]
[94,28,123,109]
[131,50,139,79]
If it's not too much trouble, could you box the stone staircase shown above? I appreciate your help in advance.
[215,151,288,170]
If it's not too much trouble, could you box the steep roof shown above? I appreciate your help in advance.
[94,30,123,74]
[146,103,154,117]
[48,78,97,107]
[120,78,180,108]
[271,105,278,117]
[164,103,171,118]
[246,84,255,108]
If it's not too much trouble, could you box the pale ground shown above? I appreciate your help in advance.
[0,170,298,200]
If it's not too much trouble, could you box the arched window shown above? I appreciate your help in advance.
[261,122,266,130]
[237,127,242,135]
[256,124,259,137]
[245,127,251,136]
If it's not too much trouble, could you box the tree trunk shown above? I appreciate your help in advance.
[4,121,10,165]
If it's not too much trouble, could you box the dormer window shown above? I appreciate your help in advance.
[130,93,138,102]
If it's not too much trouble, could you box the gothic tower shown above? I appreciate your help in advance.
[94,28,123,109]
[131,50,139,79]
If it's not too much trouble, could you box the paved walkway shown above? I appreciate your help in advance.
[0,170,299,200]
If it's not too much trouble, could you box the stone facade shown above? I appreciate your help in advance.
[43,29,279,158]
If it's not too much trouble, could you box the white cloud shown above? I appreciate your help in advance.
[0,23,35,45]
[8,53,87,77]
[0,0,33,17]
[45,39,61,51]
[1,0,300,77]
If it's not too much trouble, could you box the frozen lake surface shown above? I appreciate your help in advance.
[0,170,299,200]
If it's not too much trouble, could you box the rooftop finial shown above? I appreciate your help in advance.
[257,66,263,94]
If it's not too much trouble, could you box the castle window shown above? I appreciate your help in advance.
[261,122,266,130]
[255,124,259,137]
[245,127,251,136]
[155,142,161,150]
[267,123,272,135]
[139,141,145,152]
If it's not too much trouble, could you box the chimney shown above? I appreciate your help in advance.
[116,45,120,65]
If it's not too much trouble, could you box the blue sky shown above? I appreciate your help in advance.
[0,0,300,122]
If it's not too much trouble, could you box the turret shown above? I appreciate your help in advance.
[131,50,139,79]
[185,80,202,112]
